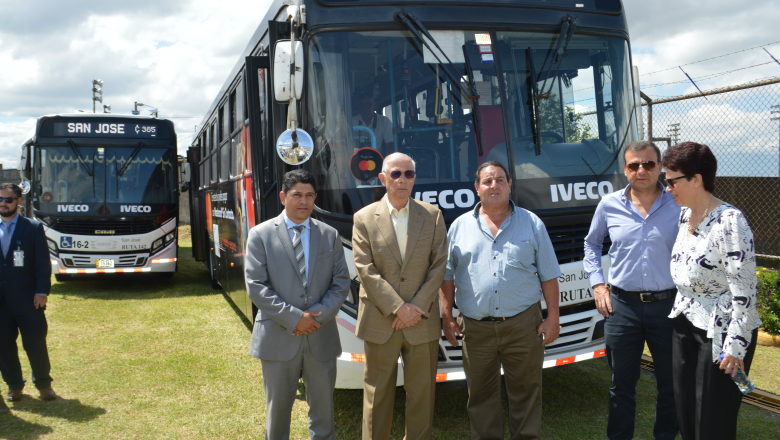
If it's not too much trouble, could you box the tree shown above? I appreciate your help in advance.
[536,92,594,143]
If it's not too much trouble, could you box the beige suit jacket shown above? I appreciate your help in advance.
[353,196,448,345]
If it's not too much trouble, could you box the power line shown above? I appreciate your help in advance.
[640,62,775,89]
[640,40,780,76]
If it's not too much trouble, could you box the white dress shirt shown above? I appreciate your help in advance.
[386,197,410,261]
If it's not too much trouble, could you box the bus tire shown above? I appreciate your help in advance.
[55,274,71,282]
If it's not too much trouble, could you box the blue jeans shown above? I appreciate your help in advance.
[604,291,678,440]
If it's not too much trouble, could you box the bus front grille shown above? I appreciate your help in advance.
[49,220,158,236]
[547,223,611,264]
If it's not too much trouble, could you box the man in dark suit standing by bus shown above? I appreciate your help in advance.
[0,183,55,404]
[245,170,350,440]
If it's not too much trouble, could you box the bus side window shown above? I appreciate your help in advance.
[235,78,245,124]
[220,141,230,182]
[211,122,218,184]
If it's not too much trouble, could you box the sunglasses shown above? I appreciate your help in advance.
[0,197,19,203]
[626,161,657,172]
[388,170,416,179]
[664,175,690,188]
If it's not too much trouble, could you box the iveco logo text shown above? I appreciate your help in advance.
[58,205,89,212]
[120,205,152,213]
[550,182,614,203]
[413,189,476,209]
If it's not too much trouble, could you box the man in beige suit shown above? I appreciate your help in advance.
[353,152,447,440]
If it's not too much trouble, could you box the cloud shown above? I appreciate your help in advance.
[0,0,272,161]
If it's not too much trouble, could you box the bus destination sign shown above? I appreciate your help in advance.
[39,119,171,139]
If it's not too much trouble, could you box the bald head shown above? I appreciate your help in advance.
[382,152,416,174]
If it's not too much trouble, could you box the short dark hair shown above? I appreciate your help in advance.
[662,142,717,192]
[623,140,661,163]
[281,169,317,194]
[475,161,510,184]
[0,183,22,198]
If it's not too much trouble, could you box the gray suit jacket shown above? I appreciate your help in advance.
[245,213,350,362]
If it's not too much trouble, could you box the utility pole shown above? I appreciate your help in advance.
[772,105,779,177]
[92,79,103,113]
[668,123,681,145]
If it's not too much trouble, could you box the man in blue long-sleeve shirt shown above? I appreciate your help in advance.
[583,141,680,440]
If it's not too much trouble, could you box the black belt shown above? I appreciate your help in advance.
[467,311,523,322]
[611,285,677,303]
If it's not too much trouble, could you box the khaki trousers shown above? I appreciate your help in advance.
[362,330,439,440]
[458,302,544,440]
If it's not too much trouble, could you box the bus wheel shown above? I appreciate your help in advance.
[209,251,220,290]
[55,274,71,282]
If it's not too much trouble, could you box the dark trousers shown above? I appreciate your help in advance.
[458,302,544,440]
[672,315,758,440]
[0,300,52,390]
[604,291,678,440]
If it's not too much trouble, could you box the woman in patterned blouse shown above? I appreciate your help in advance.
[662,142,761,440]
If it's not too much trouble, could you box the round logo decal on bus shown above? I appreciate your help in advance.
[350,148,383,184]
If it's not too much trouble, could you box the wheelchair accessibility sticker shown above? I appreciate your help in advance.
[60,236,73,249]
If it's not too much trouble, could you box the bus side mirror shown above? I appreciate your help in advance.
[18,145,28,171]
[273,39,304,103]
[180,162,191,183]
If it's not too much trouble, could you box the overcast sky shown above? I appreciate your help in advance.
[1,0,779,169]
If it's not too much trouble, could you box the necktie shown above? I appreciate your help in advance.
[292,225,307,296]
[1,222,9,257]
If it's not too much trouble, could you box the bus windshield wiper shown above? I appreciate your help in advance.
[537,15,577,99]
[117,141,145,178]
[67,140,94,177]
[461,45,485,157]
[394,11,485,156]
[527,48,543,156]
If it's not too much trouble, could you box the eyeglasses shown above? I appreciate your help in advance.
[626,161,657,172]
[388,170,416,179]
[664,175,690,188]
[0,197,18,203]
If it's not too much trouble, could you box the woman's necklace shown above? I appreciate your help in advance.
[688,195,715,234]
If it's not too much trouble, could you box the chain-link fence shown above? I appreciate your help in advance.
[640,78,780,258]
[578,78,780,257]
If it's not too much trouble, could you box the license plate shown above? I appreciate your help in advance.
[97,259,114,268]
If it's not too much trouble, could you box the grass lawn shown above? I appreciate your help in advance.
[2,226,779,438]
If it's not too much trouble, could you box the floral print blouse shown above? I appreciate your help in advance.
[668,203,762,362]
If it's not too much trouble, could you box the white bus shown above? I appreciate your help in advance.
[19,114,183,280]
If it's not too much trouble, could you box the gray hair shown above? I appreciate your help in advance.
[381,152,416,174]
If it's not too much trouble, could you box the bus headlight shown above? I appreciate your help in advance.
[152,237,163,253]
[165,230,176,243]
[47,238,58,257]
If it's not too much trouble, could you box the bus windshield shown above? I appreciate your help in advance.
[305,29,635,217]
[33,146,177,210]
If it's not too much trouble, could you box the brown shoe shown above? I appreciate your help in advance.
[0,397,8,414]
[39,388,56,401]
[6,389,22,401]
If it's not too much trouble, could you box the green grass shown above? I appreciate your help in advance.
[2,226,778,438]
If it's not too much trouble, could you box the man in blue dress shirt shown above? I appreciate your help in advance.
[583,141,681,440]
[441,161,561,440]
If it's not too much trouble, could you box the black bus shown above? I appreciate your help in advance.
[187,0,638,388]
[19,114,181,280]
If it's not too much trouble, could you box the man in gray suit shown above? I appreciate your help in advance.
[245,169,350,440]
